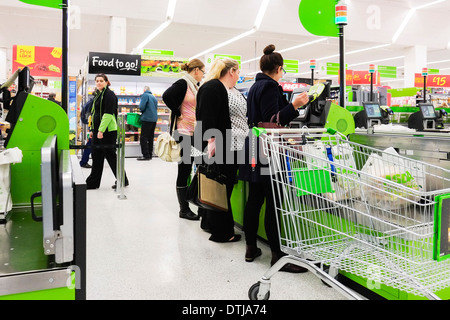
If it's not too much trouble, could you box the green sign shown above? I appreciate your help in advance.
[378,65,397,78]
[429,68,439,74]
[210,54,242,68]
[284,59,299,73]
[326,62,347,75]
[142,49,174,57]
[298,0,339,37]
[19,0,61,9]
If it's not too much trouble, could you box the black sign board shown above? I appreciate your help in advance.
[88,52,141,76]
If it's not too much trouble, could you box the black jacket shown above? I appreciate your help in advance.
[247,73,298,126]
[91,86,117,132]
[162,78,187,125]
[239,73,298,183]
[194,79,231,159]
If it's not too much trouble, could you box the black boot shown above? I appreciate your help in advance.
[176,186,199,220]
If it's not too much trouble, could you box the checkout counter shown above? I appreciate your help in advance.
[0,68,86,300]
[234,88,450,300]
[349,102,450,170]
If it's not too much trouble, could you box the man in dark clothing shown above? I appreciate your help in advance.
[138,86,158,160]
[47,93,61,107]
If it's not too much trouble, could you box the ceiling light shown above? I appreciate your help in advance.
[392,0,446,43]
[132,0,177,53]
[254,0,270,29]
[241,38,328,65]
[190,29,256,60]
[428,59,450,65]
[414,0,446,10]
[348,55,404,67]
[189,0,270,60]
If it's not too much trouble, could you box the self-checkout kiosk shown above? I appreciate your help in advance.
[354,102,394,129]
[290,83,355,136]
[408,103,448,131]
[0,67,86,300]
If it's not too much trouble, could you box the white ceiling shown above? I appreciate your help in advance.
[1,0,450,88]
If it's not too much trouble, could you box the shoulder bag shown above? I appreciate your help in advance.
[155,117,181,162]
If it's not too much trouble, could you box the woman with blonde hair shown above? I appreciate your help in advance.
[163,59,205,221]
[194,57,248,242]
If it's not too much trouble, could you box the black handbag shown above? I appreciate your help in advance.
[186,165,228,212]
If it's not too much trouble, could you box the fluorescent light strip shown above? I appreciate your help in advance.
[189,0,270,60]
[254,0,270,29]
[392,9,415,43]
[392,0,446,43]
[428,59,450,65]
[348,55,404,68]
[133,0,177,52]
[241,38,328,65]
[414,0,446,10]
[298,43,391,65]
[190,29,256,60]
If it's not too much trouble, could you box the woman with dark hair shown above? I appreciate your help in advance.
[86,73,129,190]
[239,45,309,272]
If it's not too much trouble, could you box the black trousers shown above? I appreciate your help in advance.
[243,174,281,253]
[86,130,128,189]
[176,133,194,187]
[140,121,156,158]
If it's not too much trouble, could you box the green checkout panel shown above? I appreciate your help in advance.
[0,68,86,300]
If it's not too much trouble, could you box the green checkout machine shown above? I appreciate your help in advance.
[233,83,450,300]
[0,67,86,300]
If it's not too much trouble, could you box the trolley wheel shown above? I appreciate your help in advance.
[248,282,270,300]
[320,266,338,287]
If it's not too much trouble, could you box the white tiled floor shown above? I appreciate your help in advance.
[83,157,348,300]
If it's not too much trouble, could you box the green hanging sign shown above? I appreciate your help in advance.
[19,0,62,9]
[284,59,299,73]
[298,0,340,37]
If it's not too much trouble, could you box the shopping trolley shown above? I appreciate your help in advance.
[248,127,450,300]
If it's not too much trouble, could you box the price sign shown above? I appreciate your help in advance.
[415,73,450,87]
[352,70,380,85]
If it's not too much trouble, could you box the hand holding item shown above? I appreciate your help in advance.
[97,131,104,139]
[292,91,309,110]
[89,131,93,139]
[207,138,216,159]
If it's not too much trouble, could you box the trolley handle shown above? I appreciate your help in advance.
[252,126,338,137]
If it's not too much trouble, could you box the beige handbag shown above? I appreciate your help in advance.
[186,165,229,212]
[155,118,181,162]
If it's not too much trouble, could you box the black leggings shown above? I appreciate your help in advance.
[176,133,194,187]
[243,175,281,252]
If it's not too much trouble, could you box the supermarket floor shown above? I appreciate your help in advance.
[83,156,347,300]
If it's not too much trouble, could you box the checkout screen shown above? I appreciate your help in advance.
[420,104,436,119]
[364,103,382,118]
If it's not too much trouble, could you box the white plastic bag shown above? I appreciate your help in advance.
[360,147,425,209]
[0,148,23,213]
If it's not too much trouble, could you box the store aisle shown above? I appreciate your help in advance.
[83,157,347,300]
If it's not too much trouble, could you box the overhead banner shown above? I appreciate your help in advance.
[88,52,141,76]
[12,45,62,77]
[352,70,380,86]
[415,73,450,88]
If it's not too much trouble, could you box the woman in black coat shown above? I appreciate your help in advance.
[239,45,309,272]
[194,57,248,243]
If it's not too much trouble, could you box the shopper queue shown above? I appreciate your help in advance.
[84,45,310,273]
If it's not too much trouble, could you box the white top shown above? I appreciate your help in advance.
[227,87,249,151]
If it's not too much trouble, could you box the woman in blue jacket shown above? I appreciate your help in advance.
[239,45,308,272]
